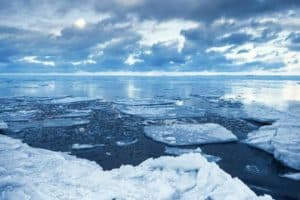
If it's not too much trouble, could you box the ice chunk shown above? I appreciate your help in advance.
[280,173,300,181]
[72,143,105,150]
[0,120,8,130]
[0,135,271,200]
[117,104,205,119]
[49,96,97,104]
[55,109,92,118]
[144,123,237,145]
[0,110,40,122]
[42,118,90,128]
[164,147,221,162]
[244,121,300,170]
[115,138,138,146]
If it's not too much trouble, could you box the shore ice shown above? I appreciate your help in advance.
[144,123,237,145]
[0,134,271,200]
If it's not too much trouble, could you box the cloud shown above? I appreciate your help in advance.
[19,56,55,67]
[0,0,300,74]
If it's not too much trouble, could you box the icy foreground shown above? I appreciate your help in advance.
[0,135,271,200]
[244,116,300,171]
[144,123,237,145]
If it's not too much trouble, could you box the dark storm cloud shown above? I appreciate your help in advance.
[0,0,299,73]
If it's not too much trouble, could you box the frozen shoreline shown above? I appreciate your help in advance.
[0,134,271,200]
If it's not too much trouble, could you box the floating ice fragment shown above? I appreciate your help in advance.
[115,138,138,146]
[144,123,237,145]
[0,120,8,130]
[42,118,90,128]
[244,116,300,170]
[0,134,272,200]
[49,97,97,104]
[72,143,105,150]
[164,146,221,162]
[280,173,300,181]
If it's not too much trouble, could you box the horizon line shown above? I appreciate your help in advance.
[0,71,300,76]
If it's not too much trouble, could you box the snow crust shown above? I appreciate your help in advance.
[0,134,271,200]
[144,123,237,145]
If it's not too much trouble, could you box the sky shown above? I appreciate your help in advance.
[0,0,300,74]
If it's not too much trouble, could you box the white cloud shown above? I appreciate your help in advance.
[71,59,96,66]
[19,56,55,67]
[125,54,143,65]
[134,19,199,52]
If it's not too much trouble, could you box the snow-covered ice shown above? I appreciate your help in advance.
[164,147,221,162]
[0,134,271,200]
[244,116,300,170]
[144,123,237,145]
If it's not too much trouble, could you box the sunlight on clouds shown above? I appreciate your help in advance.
[74,18,87,29]
[19,56,55,67]
[125,54,143,65]
[134,19,199,52]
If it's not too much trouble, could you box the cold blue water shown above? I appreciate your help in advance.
[0,75,300,199]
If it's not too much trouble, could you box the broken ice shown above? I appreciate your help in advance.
[144,123,237,145]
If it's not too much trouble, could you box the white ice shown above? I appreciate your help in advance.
[116,104,204,119]
[42,118,90,128]
[0,120,8,130]
[55,109,92,118]
[72,143,105,150]
[115,138,138,146]
[0,135,271,200]
[164,147,221,162]
[144,123,237,145]
[0,110,40,122]
[244,115,300,170]
[280,173,300,181]
[49,96,97,104]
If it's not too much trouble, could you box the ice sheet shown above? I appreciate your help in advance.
[0,135,271,200]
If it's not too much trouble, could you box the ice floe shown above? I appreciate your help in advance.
[115,138,138,146]
[72,143,105,150]
[280,173,300,181]
[116,104,205,119]
[49,96,97,104]
[244,117,300,170]
[164,147,221,162]
[144,123,237,145]
[0,110,40,122]
[0,134,271,200]
[42,118,90,128]
[0,120,8,130]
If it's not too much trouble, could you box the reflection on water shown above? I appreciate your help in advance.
[223,80,300,111]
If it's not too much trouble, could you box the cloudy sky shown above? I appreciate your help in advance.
[0,0,300,74]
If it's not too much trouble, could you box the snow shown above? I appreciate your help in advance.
[280,173,300,181]
[244,116,300,170]
[144,123,238,145]
[164,147,221,163]
[0,121,8,130]
[0,134,271,200]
